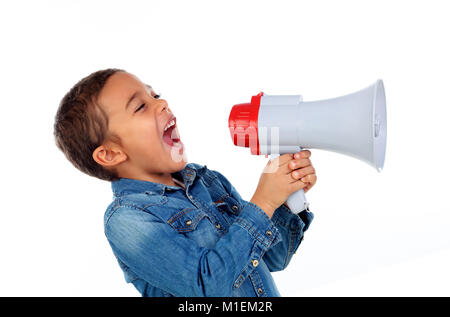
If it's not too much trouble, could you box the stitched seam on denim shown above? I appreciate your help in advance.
[282,205,305,231]
[294,221,304,234]
[202,172,218,187]
[271,212,288,228]
[119,203,152,212]
[279,204,291,212]
[224,195,242,214]
[249,271,267,297]
[284,229,294,269]
[274,206,304,231]
[172,213,207,232]
[243,202,278,246]
[276,211,304,232]
[234,272,246,288]
[233,241,261,288]
[293,233,303,255]
[104,203,120,227]
[246,201,272,223]
[142,196,167,209]
[245,242,268,293]
[126,274,139,283]
[190,194,221,230]
[114,200,170,226]
[235,217,271,249]
[104,203,149,233]
[212,196,235,228]
[218,193,230,201]
[290,214,305,233]
[272,234,280,250]
[168,207,197,224]
[170,192,217,232]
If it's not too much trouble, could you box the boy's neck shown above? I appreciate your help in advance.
[119,169,177,187]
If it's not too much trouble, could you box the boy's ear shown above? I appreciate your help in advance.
[92,143,127,168]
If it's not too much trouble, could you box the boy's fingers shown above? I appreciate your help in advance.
[294,150,311,159]
[290,178,308,191]
[268,153,294,168]
[300,173,317,185]
[288,158,311,170]
[290,166,316,180]
[278,153,295,165]
[271,151,310,166]
[304,184,313,193]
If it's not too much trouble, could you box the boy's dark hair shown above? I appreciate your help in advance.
[54,68,125,182]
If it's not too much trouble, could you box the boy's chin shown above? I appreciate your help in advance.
[166,142,187,167]
[164,140,186,160]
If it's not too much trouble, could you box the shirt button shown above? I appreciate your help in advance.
[252,259,259,267]
[257,288,263,295]
[232,205,239,212]
[185,220,192,226]
[215,223,221,229]
[266,230,272,237]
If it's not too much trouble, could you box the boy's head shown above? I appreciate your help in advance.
[54,68,187,182]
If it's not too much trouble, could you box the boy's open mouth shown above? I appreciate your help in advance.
[162,116,182,147]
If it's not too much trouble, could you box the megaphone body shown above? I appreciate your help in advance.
[228,80,387,213]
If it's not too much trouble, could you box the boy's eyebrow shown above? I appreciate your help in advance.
[125,84,153,110]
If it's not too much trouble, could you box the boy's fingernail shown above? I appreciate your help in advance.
[295,153,300,159]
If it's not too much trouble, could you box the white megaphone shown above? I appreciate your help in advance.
[228,80,387,214]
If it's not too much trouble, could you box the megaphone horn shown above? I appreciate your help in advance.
[228,80,387,213]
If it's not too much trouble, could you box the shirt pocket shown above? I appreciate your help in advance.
[202,171,243,216]
[213,194,242,217]
[167,207,219,248]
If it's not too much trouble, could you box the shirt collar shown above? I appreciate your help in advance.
[111,163,206,197]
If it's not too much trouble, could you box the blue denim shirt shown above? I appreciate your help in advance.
[104,162,313,297]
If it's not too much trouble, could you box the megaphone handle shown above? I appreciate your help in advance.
[269,153,310,214]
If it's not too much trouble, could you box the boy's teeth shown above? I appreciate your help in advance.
[164,119,175,132]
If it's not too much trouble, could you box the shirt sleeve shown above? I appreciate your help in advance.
[105,200,281,297]
[211,168,314,272]
[262,204,314,272]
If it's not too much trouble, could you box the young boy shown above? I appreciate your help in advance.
[53,68,317,297]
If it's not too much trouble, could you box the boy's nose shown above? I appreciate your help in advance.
[156,99,171,114]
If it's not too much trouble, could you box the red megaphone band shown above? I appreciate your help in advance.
[228,92,263,155]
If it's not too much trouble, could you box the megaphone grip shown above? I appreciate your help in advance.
[269,153,310,214]
[286,189,309,214]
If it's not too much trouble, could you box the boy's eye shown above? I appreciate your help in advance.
[135,104,146,113]
[134,94,160,112]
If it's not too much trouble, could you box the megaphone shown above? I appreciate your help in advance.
[228,80,387,214]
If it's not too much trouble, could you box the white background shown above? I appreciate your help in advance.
[0,0,449,296]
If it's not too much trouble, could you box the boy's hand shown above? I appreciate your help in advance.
[250,150,316,218]
[288,150,317,194]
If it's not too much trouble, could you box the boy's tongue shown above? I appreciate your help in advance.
[163,125,180,147]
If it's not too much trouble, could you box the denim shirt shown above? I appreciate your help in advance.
[104,163,314,297]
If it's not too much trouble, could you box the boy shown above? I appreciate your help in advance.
[53,68,317,297]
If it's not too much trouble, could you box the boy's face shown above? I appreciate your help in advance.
[95,71,187,178]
